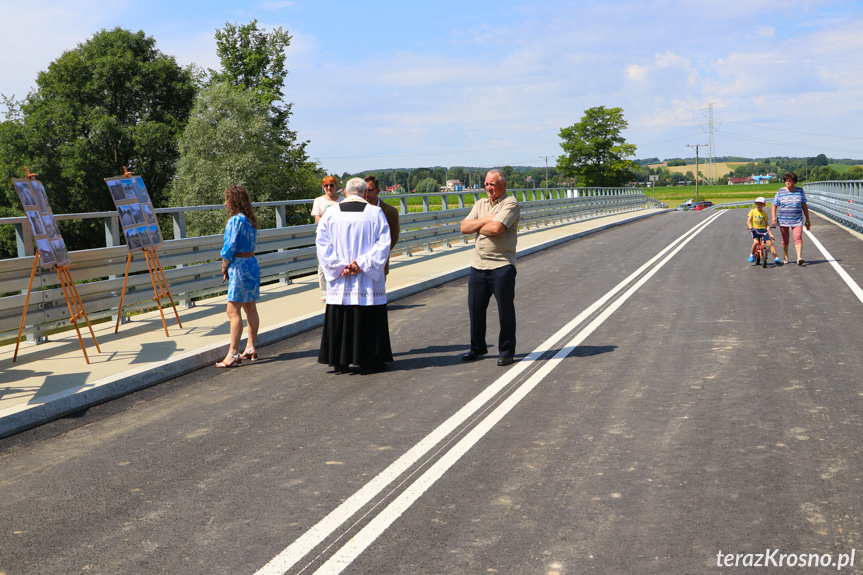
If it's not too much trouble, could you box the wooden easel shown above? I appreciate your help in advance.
[114,247,183,336]
[113,168,182,336]
[14,252,102,363]
[13,168,101,363]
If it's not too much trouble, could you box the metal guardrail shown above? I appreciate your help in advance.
[1,187,641,258]
[804,181,863,232]
[1,191,650,343]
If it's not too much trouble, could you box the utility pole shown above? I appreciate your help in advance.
[540,156,551,187]
[686,143,708,201]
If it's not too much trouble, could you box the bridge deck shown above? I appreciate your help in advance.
[3,208,863,574]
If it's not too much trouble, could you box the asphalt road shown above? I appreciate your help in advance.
[2,210,862,575]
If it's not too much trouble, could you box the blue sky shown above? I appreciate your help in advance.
[2,0,862,174]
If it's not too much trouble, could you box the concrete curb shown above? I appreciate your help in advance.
[0,209,667,438]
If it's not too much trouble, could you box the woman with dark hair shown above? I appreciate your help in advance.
[217,185,261,367]
[771,172,811,265]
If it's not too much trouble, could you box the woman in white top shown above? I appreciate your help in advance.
[311,175,344,301]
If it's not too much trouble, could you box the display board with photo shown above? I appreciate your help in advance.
[12,178,70,267]
[104,175,163,252]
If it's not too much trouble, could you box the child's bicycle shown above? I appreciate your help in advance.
[751,227,776,268]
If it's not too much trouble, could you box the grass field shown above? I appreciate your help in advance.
[645,183,780,208]
[648,162,745,178]
[651,161,861,179]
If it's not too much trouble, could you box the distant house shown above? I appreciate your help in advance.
[728,177,754,185]
[445,179,465,191]
[385,184,404,194]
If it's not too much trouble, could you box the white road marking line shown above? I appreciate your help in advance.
[254,211,724,575]
[805,230,863,305]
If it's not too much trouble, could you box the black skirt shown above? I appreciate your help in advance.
[319,304,394,368]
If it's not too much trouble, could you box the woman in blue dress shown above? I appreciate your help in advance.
[217,185,261,367]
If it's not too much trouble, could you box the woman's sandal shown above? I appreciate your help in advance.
[216,353,242,368]
[241,347,258,361]
[797,259,805,266]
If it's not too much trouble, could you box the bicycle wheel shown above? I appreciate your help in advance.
[762,245,767,268]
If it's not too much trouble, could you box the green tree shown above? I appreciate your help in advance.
[210,20,294,135]
[809,166,842,181]
[391,169,409,191]
[168,20,317,235]
[808,154,829,167]
[410,169,433,191]
[431,167,446,185]
[169,83,317,236]
[448,166,466,184]
[847,166,863,179]
[0,27,196,253]
[415,177,440,195]
[210,19,312,185]
[526,168,545,185]
[508,172,526,189]
[556,106,638,187]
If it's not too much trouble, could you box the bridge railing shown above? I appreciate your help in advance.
[2,187,641,258]
[803,181,863,232]
[0,189,649,344]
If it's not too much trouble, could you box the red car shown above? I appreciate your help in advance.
[692,201,713,211]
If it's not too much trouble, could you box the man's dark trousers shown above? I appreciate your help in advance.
[468,265,516,358]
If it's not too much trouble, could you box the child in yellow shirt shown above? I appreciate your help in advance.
[747,197,779,264]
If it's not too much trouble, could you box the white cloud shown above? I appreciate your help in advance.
[626,65,646,81]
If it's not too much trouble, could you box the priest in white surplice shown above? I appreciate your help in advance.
[316,177,393,373]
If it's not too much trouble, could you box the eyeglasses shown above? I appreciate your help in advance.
[367,187,379,193]
[324,184,336,188]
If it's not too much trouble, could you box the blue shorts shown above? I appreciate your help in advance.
[751,228,769,240]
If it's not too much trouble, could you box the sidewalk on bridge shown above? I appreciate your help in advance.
[0,208,667,437]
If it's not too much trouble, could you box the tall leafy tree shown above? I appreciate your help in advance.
[0,27,196,253]
[557,106,638,187]
[170,82,312,236]
[209,20,294,139]
[169,21,318,235]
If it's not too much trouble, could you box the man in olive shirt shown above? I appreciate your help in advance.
[460,168,520,366]
[364,176,400,276]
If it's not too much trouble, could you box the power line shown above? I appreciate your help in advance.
[715,118,863,141]
[718,131,863,156]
